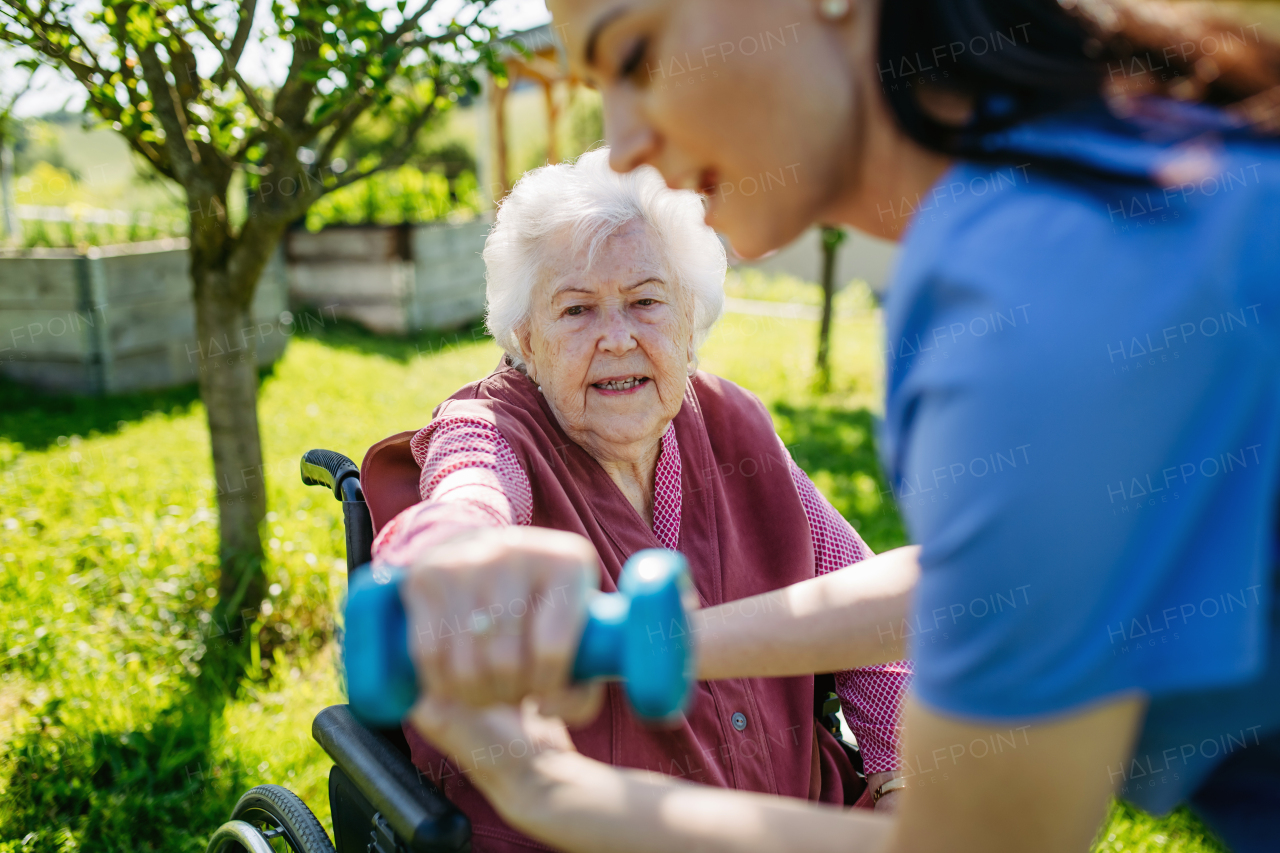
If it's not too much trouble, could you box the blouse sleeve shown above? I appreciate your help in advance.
[786,445,911,775]
[371,417,533,567]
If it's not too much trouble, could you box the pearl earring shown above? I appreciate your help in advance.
[819,0,851,20]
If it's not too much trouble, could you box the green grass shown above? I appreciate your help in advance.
[0,294,1226,851]
[723,267,878,313]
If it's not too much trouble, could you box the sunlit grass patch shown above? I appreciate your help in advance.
[1094,800,1228,853]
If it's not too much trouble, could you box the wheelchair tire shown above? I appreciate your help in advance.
[228,784,335,853]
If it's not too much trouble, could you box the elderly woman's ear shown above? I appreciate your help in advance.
[516,326,537,384]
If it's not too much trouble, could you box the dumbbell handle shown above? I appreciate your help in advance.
[344,549,694,726]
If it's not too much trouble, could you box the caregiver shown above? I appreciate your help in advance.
[406,0,1280,852]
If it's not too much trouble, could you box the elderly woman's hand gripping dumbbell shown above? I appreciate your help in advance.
[403,526,605,721]
[345,544,698,726]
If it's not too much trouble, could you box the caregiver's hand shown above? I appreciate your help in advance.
[410,694,576,809]
[402,525,604,721]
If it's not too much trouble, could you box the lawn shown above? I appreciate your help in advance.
[0,283,1226,852]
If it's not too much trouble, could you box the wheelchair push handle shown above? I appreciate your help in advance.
[300,448,363,502]
[343,549,696,727]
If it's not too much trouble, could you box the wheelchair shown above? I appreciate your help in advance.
[207,441,866,852]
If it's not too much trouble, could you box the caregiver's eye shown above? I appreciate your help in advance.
[618,36,649,80]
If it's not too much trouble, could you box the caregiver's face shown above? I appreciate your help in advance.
[549,0,865,258]
[523,219,691,463]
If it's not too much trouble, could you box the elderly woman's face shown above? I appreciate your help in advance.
[522,220,691,462]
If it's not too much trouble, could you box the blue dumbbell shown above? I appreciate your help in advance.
[343,548,696,726]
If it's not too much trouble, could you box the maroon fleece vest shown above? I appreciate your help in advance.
[394,367,856,851]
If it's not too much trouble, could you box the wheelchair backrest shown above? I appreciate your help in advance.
[360,430,421,535]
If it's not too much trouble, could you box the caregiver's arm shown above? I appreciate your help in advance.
[411,690,1146,853]
[890,694,1145,853]
[694,545,920,680]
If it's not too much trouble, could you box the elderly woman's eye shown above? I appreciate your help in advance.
[565,306,586,316]
[635,298,657,307]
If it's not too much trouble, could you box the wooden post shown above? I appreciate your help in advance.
[543,79,559,164]
[492,67,511,200]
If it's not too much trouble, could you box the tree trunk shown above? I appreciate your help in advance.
[816,226,843,392]
[193,268,268,628]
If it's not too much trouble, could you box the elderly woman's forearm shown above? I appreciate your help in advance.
[502,751,895,853]
[694,546,920,680]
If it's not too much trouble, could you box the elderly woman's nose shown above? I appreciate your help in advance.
[596,307,640,353]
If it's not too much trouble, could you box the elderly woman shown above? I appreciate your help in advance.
[371,149,911,851]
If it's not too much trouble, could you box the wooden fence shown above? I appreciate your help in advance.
[0,238,288,395]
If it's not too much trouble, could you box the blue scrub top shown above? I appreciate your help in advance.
[881,99,1280,829]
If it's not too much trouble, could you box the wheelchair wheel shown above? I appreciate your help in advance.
[221,784,335,853]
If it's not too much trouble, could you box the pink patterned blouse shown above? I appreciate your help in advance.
[373,417,911,775]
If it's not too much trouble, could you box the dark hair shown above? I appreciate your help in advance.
[877,0,1280,160]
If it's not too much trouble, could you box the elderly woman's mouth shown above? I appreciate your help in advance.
[592,376,651,395]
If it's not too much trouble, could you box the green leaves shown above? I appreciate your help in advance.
[303,164,477,229]
[2,0,499,228]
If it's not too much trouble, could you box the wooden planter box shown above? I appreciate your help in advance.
[287,216,491,335]
[0,238,288,395]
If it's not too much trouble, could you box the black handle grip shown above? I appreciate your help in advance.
[313,705,470,852]
[301,449,361,500]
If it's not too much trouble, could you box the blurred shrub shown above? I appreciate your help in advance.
[304,166,481,231]
[11,163,187,249]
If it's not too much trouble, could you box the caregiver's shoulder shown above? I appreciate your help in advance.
[883,121,1280,402]
[939,137,1280,276]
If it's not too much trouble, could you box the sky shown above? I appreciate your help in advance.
[2,0,552,118]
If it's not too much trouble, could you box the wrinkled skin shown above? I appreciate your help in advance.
[521,218,692,507]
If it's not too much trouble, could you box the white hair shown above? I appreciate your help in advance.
[483,148,726,369]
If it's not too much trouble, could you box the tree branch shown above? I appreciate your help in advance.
[136,40,202,187]
[183,0,274,129]
[323,88,440,192]
[387,0,440,45]
[101,3,175,176]
[155,24,233,183]
[271,20,320,134]
[223,0,256,76]
[398,24,472,53]
[306,88,372,143]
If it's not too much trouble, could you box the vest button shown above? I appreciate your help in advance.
[731,712,747,731]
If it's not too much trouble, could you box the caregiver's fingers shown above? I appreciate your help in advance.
[410,695,523,788]
[538,682,605,728]
[519,696,579,753]
[410,696,575,793]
